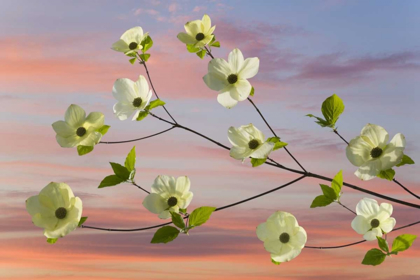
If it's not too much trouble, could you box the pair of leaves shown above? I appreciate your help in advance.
[377,169,395,181]
[310,170,343,208]
[362,235,417,266]
[98,146,136,188]
[307,94,345,129]
[136,99,166,121]
[77,125,111,156]
[151,207,216,244]
[267,137,288,151]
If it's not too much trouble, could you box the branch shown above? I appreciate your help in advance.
[99,126,176,144]
[132,182,150,194]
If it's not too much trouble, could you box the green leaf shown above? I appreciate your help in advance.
[377,236,389,253]
[171,212,186,229]
[250,87,255,96]
[187,44,201,53]
[306,114,330,127]
[310,195,334,208]
[320,94,345,128]
[151,226,180,244]
[136,111,149,121]
[96,125,110,136]
[139,53,151,62]
[320,184,337,200]
[391,234,417,253]
[77,145,94,156]
[362,248,387,266]
[189,206,216,227]
[396,154,415,167]
[211,41,220,48]
[148,99,166,110]
[267,137,280,143]
[331,170,343,198]
[78,217,88,227]
[250,158,266,167]
[140,35,153,53]
[110,162,130,180]
[124,146,136,172]
[271,258,281,265]
[377,169,395,181]
[179,208,187,214]
[129,58,136,64]
[47,238,58,244]
[273,141,288,151]
[98,175,125,188]
[196,49,206,59]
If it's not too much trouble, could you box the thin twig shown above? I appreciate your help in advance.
[338,201,357,215]
[132,182,150,194]
[99,127,175,144]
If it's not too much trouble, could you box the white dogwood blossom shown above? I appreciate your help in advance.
[52,104,104,148]
[112,26,148,54]
[26,182,83,239]
[203,48,259,108]
[143,175,193,219]
[346,123,406,180]
[257,211,307,263]
[351,198,396,241]
[228,124,274,161]
[112,75,153,120]
[177,14,215,48]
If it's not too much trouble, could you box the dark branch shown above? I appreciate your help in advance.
[99,127,175,144]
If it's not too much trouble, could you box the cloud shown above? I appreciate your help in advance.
[193,6,207,12]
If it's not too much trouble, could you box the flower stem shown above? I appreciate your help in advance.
[99,127,176,144]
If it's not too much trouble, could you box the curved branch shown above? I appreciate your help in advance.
[99,126,176,144]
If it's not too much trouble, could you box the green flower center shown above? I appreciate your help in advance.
[55,207,67,219]
[132,97,143,107]
[195,33,205,41]
[248,139,260,149]
[370,147,383,158]
[370,219,380,228]
[167,197,178,207]
[279,232,290,244]
[76,127,86,137]
[227,74,238,84]
[129,42,138,50]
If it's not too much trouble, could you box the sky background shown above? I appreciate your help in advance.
[1,0,420,279]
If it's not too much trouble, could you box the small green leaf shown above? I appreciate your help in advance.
[179,208,187,214]
[250,87,255,96]
[98,175,125,188]
[196,49,206,59]
[171,212,186,229]
[151,226,180,244]
[136,111,149,121]
[96,125,110,136]
[271,258,281,265]
[391,234,417,253]
[273,141,288,151]
[310,195,334,208]
[78,217,88,227]
[377,236,389,253]
[139,53,151,62]
[129,58,136,64]
[331,170,343,198]
[110,162,130,180]
[140,35,153,53]
[250,158,266,167]
[320,184,337,200]
[211,41,220,48]
[189,206,216,227]
[396,154,415,167]
[148,99,166,110]
[124,146,136,172]
[267,137,280,143]
[187,44,201,53]
[306,114,330,127]
[47,238,58,244]
[377,169,395,181]
[77,145,94,156]
[362,248,387,266]
[321,94,345,128]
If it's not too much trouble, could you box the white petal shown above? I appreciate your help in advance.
[217,91,238,109]
[227,126,249,147]
[380,217,396,233]
[360,124,389,148]
[185,20,202,36]
[346,136,372,167]
[175,176,191,195]
[264,239,283,255]
[250,142,274,159]
[52,121,76,137]
[64,104,86,127]
[111,39,129,53]
[355,160,382,181]
[195,35,212,48]
[228,48,244,73]
[202,14,211,32]
[230,146,253,160]
[233,79,252,101]
[242,124,265,142]
[142,193,167,214]
[380,133,405,170]
[79,131,102,146]
[239,57,260,79]
[363,227,382,241]
[120,26,144,44]
[177,32,196,45]
[113,78,138,103]
[208,58,231,77]
[56,134,80,148]
[351,215,370,234]
[271,246,302,263]
[356,198,380,217]
[178,192,193,209]
[289,227,307,249]
[256,222,270,241]
[376,203,393,221]
[151,175,177,195]
[136,75,150,100]
[203,72,229,91]
[158,210,172,219]
[113,102,136,121]
[85,112,104,130]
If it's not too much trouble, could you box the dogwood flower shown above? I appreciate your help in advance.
[351,198,396,241]
[177,14,215,48]
[52,104,104,148]
[228,124,274,161]
[142,175,193,219]
[112,75,152,121]
[26,182,83,239]
[256,211,307,263]
[346,123,406,180]
[111,26,148,55]
[203,48,259,108]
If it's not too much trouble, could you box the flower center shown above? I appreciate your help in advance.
[132,97,143,107]
[55,207,67,219]
[370,218,380,228]
[76,127,86,137]
[248,139,260,149]
[227,74,238,84]
[167,197,178,207]
[370,147,383,158]
[195,33,205,41]
[279,232,290,244]
[129,42,138,50]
